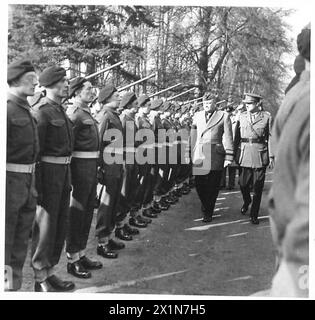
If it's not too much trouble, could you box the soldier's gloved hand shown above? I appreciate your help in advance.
[224,160,233,167]
[269,157,275,170]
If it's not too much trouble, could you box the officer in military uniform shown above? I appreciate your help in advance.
[31,66,75,292]
[6,60,39,291]
[191,93,234,223]
[65,77,102,279]
[234,93,274,224]
[95,85,125,258]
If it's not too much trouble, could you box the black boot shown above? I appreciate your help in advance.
[47,275,75,292]
[67,261,91,279]
[108,239,125,250]
[143,208,158,219]
[129,216,147,228]
[115,227,133,241]
[80,256,103,270]
[97,244,118,259]
[123,223,140,235]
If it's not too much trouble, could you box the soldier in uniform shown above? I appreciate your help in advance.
[6,60,39,291]
[148,99,169,212]
[95,85,125,258]
[65,77,103,279]
[234,93,274,224]
[191,93,234,223]
[115,91,148,239]
[159,102,179,205]
[31,66,75,292]
[134,95,161,220]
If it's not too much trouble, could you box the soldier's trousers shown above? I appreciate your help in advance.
[195,170,222,215]
[95,166,123,241]
[116,163,140,223]
[135,163,155,208]
[66,158,97,260]
[31,163,71,281]
[5,171,37,290]
[239,167,266,219]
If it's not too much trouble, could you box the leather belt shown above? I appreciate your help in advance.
[241,138,264,144]
[6,163,36,173]
[72,151,100,159]
[41,156,72,164]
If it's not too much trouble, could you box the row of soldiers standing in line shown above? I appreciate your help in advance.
[6,60,203,292]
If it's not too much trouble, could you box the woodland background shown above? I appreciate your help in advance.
[8,5,295,115]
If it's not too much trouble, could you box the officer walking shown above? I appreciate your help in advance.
[6,60,39,291]
[31,66,75,292]
[95,85,125,258]
[234,93,274,224]
[65,77,103,279]
[191,93,234,223]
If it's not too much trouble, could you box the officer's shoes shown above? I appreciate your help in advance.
[47,275,75,292]
[163,197,176,205]
[202,214,213,223]
[251,217,260,225]
[97,244,118,259]
[67,261,91,279]
[137,214,152,224]
[34,280,56,292]
[80,256,103,270]
[115,227,133,241]
[123,223,140,235]
[129,217,148,228]
[173,189,182,197]
[143,208,158,219]
[108,239,125,251]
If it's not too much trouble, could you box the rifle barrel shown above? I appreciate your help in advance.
[117,73,156,92]
[149,83,181,98]
[166,87,195,101]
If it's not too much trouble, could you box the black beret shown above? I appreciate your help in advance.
[39,66,67,87]
[203,92,213,101]
[98,84,117,104]
[69,77,87,99]
[138,94,150,107]
[120,91,137,109]
[7,59,35,83]
[297,27,310,61]
[150,98,163,110]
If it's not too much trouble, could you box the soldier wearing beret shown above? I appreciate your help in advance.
[31,66,75,292]
[115,91,148,240]
[234,93,274,225]
[95,85,125,258]
[64,77,102,279]
[6,59,39,291]
[133,95,161,220]
[191,93,234,223]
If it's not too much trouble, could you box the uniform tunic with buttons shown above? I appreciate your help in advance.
[6,93,39,290]
[31,97,74,280]
[66,101,100,258]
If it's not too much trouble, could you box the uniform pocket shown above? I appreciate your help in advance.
[258,147,269,167]
[49,119,65,127]
[82,119,94,126]
[11,117,30,126]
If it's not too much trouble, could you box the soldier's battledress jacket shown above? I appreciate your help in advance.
[234,111,274,168]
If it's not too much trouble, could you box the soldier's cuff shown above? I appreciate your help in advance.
[225,153,234,162]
